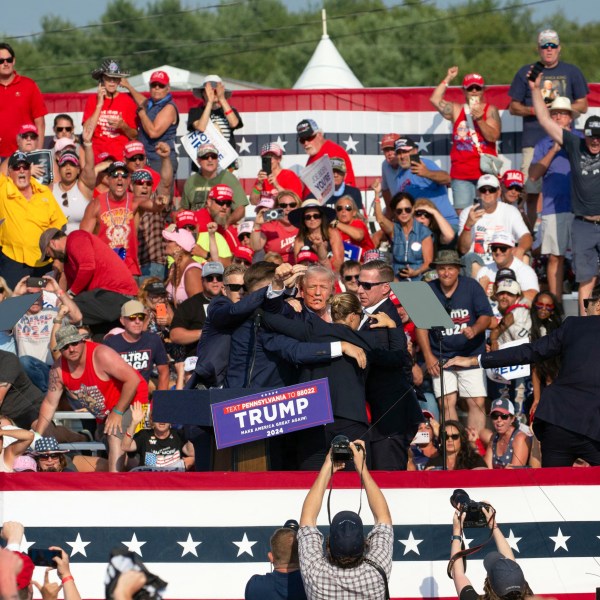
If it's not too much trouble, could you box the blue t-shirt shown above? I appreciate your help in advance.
[509,61,589,148]
[245,569,307,600]
[427,276,493,359]
[103,331,169,382]
[392,220,432,278]
[394,158,458,227]
[532,130,583,215]
[562,129,600,216]
[381,159,399,194]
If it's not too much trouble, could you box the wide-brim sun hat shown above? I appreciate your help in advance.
[288,199,336,229]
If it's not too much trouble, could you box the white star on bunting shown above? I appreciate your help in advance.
[66,533,91,557]
[236,137,252,154]
[342,135,359,152]
[122,533,146,556]
[398,531,423,555]
[20,534,36,553]
[549,527,570,552]
[416,136,431,153]
[177,533,202,557]
[506,529,522,553]
[233,532,257,557]
[274,136,288,151]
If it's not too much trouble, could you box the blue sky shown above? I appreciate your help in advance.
[1,0,598,38]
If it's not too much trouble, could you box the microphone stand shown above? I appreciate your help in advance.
[431,326,448,471]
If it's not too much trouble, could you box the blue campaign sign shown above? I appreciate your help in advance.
[211,378,333,449]
[343,241,362,262]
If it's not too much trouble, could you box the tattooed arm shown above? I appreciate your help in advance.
[430,66,459,121]
[35,366,64,436]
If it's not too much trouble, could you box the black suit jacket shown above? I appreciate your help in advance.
[481,316,600,441]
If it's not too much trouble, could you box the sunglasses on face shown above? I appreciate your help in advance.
[584,298,599,309]
[540,43,558,49]
[11,164,30,172]
[133,181,152,188]
[150,82,166,89]
[395,207,413,215]
[60,341,82,351]
[490,412,511,420]
[299,135,317,144]
[490,245,510,253]
[213,199,232,207]
[535,302,554,311]
[443,432,460,441]
[55,126,73,133]
[204,274,223,283]
[357,280,386,290]
[507,185,523,192]
[336,205,353,212]
[278,202,297,209]
[37,454,59,461]
[109,172,129,179]
[225,283,246,292]
[126,314,146,322]
[304,213,322,221]
[344,274,359,282]
[479,186,498,194]
[466,85,483,92]
[21,133,38,140]
[238,233,250,240]
[200,154,218,160]
[0,57,14,64]
[414,210,430,218]
[127,154,145,162]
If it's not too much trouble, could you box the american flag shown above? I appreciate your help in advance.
[2,468,599,599]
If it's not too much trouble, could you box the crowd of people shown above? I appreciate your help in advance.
[0,26,599,475]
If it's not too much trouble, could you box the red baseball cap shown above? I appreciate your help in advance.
[462,73,485,88]
[502,170,525,188]
[208,184,234,202]
[123,141,146,159]
[18,124,38,137]
[15,552,35,590]
[150,70,170,85]
[176,210,197,228]
[297,248,319,264]
[380,133,399,149]
[233,246,254,264]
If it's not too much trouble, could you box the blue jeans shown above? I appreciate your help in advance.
[451,178,478,210]
[19,355,51,393]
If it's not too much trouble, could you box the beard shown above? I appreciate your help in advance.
[212,213,228,228]
[53,250,67,261]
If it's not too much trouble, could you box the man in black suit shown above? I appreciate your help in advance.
[446,284,600,467]
[357,260,422,470]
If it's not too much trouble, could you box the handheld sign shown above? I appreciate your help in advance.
[300,155,334,203]
[181,120,238,170]
[211,379,333,449]
[28,150,54,185]
[486,338,531,383]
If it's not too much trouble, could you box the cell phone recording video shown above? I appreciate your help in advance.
[528,61,545,82]
[28,548,61,567]
[410,154,421,164]
[261,155,272,176]
[155,303,167,319]
[26,277,46,288]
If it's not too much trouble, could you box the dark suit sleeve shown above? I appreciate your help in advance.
[481,321,564,368]
[367,328,412,369]
[261,333,332,364]
[209,288,267,329]
[260,311,311,341]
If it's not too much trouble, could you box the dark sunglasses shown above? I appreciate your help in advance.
[55,126,73,133]
[304,213,322,221]
[150,82,167,89]
[200,154,218,160]
[414,210,430,218]
[203,274,223,282]
[109,172,129,179]
[213,199,232,207]
[336,205,353,212]
[60,341,81,350]
[479,186,498,194]
[0,57,14,64]
[225,283,246,292]
[125,314,146,322]
[21,133,38,140]
[238,232,250,239]
[507,185,523,192]
[540,43,558,49]
[127,154,145,162]
[466,85,483,92]
[37,454,60,460]
[278,202,297,209]
[583,298,599,309]
[299,135,317,144]
[357,280,386,290]
[443,433,460,441]
[534,302,554,311]
[11,164,30,172]
[133,180,152,187]
[62,192,69,208]
[344,274,359,282]
[395,207,413,215]
[490,412,511,421]
[490,245,510,253]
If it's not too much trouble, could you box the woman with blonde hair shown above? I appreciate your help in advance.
[0,414,35,472]
[413,197,457,251]
[333,195,375,256]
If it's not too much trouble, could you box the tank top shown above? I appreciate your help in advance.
[52,182,90,234]
[450,104,498,181]
[137,94,179,163]
[60,341,147,420]
[166,261,203,305]
[491,427,519,469]
[0,452,12,473]
[96,191,141,276]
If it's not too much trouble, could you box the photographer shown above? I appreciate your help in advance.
[450,506,532,600]
[298,440,393,599]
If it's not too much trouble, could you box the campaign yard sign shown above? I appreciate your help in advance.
[211,379,333,449]
[181,120,238,170]
[300,155,334,203]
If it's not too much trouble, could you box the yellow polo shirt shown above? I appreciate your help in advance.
[0,173,67,267]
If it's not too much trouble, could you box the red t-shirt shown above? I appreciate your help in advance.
[305,140,356,191]
[0,73,47,157]
[450,105,497,181]
[65,230,138,296]
[194,207,239,252]
[82,93,138,162]
[339,219,375,255]
[262,169,303,198]
[260,220,299,263]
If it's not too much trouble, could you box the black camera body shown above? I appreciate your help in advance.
[264,208,283,222]
[450,488,491,528]
[331,435,353,462]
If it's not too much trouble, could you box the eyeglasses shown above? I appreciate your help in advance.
[109,172,129,179]
[479,186,498,194]
[37,454,59,461]
[466,85,483,92]
[357,280,386,290]
[20,133,38,140]
[60,341,82,351]
[395,207,413,215]
[344,274,359,282]
[278,202,297,209]
[299,135,317,144]
[540,43,558,49]
[336,205,353,212]
[125,314,146,322]
[10,164,30,172]
[127,154,145,162]
[583,297,599,309]
[490,412,511,421]
[150,82,167,89]
[534,302,555,311]
[414,210,430,218]
[490,245,510,253]
[443,433,460,441]
[304,213,322,221]
[200,154,218,160]
[203,274,223,282]
[55,126,73,133]
[0,57,14,64]
[62,192,69,208]
[133,180,152,186]
[225,283,246,292]
[213,199,232,207]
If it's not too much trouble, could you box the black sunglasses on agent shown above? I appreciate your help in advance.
[0,57,14,65]
[357,280,387,291]
[225,283,246,292]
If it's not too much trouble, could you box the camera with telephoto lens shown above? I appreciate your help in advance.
[331,435,354,462]
[450,488,491,528]
[264,208,284,222]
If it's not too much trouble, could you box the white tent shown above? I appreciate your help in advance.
[293,10,363,90]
